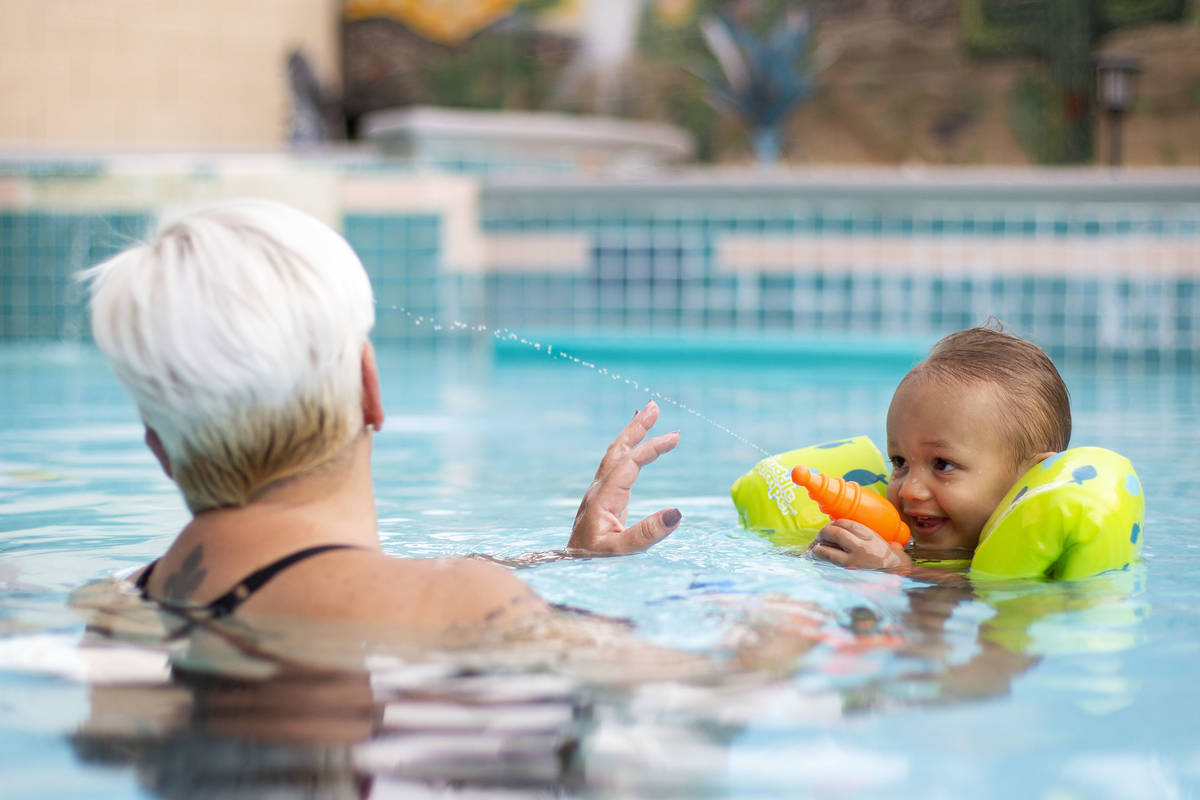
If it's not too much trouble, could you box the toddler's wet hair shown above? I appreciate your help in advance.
[906,326,1071,462]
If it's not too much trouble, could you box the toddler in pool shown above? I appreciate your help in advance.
[810,326,1070,573]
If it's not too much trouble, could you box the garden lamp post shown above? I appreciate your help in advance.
[1095,52,1141,167]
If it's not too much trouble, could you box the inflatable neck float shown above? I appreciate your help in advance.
[730,437,1144,580]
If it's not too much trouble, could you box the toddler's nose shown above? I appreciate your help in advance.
[897,474,931,501]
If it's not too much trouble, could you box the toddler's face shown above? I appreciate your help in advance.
[884,377,1026,554]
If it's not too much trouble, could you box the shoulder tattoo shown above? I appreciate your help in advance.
[163,546,207,601]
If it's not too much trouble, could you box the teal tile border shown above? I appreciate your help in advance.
[343,213,448,340]
[0,212,149,339]
[0,194,1196,361]
[0,160,107,179]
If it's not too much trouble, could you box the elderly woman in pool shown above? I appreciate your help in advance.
[83,199,682,635]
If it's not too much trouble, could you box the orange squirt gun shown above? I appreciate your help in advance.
[791,466,911,547]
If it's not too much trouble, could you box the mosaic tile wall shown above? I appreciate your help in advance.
[344,213,445,339]
[475,183,1200,360]
[0,211,148,339]
[1,165,1198,363]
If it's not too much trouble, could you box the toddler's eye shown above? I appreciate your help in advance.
[933,458,955,472]
[889,456,906,471]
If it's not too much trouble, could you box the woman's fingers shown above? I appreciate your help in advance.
[594,401,659,481]
[568,404,681,555]
[631,429,680,467]
[606,507,684,555]
[588,431,680,527]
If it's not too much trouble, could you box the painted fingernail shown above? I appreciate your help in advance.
[662,508,682,527]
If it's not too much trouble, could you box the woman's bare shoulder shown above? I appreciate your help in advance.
[244,549,549,629]
[374,555,550,624]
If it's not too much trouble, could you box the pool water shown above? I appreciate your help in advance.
[2,338,1199,798]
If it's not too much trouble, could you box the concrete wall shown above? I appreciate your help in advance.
[0,0,340,147]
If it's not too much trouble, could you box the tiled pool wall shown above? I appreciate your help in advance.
[476,175,1200,362]
[0,211,148,339]
[2,160,1198,361]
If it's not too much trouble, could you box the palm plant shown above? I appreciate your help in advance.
[698,9,816,163]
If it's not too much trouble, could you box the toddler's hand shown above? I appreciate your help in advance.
[810,519,913,572]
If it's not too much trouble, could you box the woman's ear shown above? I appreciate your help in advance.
[144,427,173,478]
[361,341,384,432]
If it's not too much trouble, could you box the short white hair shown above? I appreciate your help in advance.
[83,199,376,512]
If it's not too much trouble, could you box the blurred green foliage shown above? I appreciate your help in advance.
[343,0,1194,163]
[962,0,1188,163]
[1009,75,1059,164]
[636,0,817,161]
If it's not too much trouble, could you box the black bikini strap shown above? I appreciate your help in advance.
[135,559,158,595]
[204,544,360,619]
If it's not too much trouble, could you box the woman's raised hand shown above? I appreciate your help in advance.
[567,401,682,555]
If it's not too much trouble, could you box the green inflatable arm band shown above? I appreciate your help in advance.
[729,436,889,546]
[971,447,1145,581]
[731,439,1145,580]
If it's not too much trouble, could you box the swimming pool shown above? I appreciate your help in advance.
[1,336,1198,798]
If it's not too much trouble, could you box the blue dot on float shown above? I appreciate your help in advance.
[1124,473,1142,497]
[1130,522,1140,544]
[1042,452,1066,469]
[1010,485,1029,506]
[1071,465,1098,485]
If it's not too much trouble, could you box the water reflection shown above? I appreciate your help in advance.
[837,567,1148,714]
[72,664,590,796]
[60,565,1148,797]
[67,586,595,796]
[66,579,736,796]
